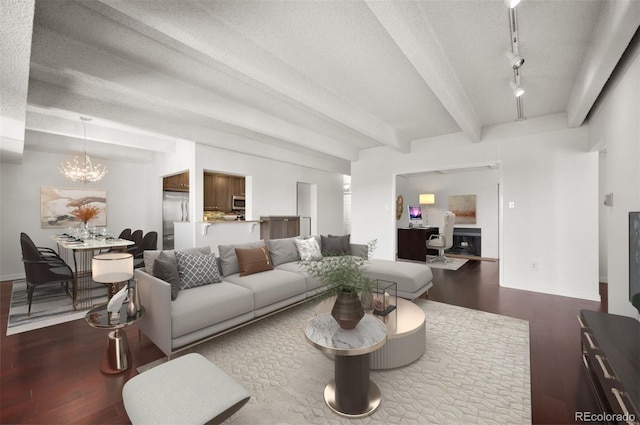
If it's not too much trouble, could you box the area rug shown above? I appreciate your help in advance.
[139,299,530,424]
[415,257,468,271]
[6,279,107,336]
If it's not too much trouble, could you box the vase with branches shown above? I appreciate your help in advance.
[71,204,101,228]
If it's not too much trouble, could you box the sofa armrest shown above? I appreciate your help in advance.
[135,269,173,356]
[350,243,368,259]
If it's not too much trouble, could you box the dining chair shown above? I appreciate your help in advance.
[20,232,74,316]
[133,231,158,268]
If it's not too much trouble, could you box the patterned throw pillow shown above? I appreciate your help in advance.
[294,237,322,261]
[175,251,222,290]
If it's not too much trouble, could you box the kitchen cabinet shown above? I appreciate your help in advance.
[203,172,245,211]
[163,171,189,192]
[260,216,300,240]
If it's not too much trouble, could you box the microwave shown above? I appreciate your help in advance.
[232,196,245,210]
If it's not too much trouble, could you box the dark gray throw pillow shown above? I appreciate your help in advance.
[153,253,181,301]
[329,234,351,255]
[321,235,348,256]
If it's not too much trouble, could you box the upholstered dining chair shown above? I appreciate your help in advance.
[20,232,74,316]
[126,229,143,254]
[133,231,158,268]
[426,211,456,263]
[118,228,132,240]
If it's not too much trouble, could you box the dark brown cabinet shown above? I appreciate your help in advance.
[163,171,189,192]
[204,172,245,211]
[260,216,300,240]
[579,310,639,423]
[397,227,439,261]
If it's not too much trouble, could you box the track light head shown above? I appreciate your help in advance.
[505,51,525,69]
[510,81,525,97]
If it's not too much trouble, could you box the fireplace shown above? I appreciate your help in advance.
[446,228,481,257]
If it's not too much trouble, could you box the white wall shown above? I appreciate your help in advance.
[396,169,500,258]
[1,150,156,279]
[588,38,640,318]
[352,124,600,302]
[598,151,608,283]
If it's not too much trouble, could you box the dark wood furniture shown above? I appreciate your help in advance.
[204,172,245,211]
[397,227,439,261]
[260,216,300,240]
[163,171,189,192]
[579,310,639,424]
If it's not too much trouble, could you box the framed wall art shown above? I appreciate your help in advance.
[40,186,107,228]
[448,194,477,224]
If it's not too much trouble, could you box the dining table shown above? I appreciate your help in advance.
[51,234,134,310]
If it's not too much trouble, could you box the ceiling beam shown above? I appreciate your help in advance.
[0,0,35,163]
[566,1,640,127]
[80,0,410,153]
[365,0,482,143]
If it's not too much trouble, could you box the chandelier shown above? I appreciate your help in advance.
[59,117,108,184]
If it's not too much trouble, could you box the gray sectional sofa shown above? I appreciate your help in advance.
[135,237,433,357]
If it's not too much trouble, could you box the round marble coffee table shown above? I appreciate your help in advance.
[305,313,387,418]
[316,297,426,369]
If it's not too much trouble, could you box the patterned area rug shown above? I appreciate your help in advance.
[6,280,107,336]
[140,299,531,424]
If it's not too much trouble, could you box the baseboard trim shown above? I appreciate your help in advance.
[446,254,498,262]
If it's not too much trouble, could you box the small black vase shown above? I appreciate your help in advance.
[331,289,365,330]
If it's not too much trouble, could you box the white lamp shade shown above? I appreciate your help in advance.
[92,252,133,283]
[419,193,435,205]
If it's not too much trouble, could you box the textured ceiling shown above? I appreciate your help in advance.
[2,0,638,172]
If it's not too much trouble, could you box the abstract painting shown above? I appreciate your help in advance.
[449,194,476,224]
[40,187,107,228]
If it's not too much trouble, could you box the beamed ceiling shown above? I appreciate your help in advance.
[2,0,639,173]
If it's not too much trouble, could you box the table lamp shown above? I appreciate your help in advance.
[92,252,133,300]
[419,193,435,226]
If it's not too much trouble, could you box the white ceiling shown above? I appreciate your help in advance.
[2,0,639,172]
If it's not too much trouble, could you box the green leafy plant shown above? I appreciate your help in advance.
[300,240,377,297]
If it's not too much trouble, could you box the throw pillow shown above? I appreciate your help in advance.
[153,253,181,301]
[143,246,211,275]
[321,235,350,256]
[235,245,274,276]
[329,234,351,255]
[218,240,267,276]
[175,251,222,290]
[294,237,322,261]
[267,237,301,267]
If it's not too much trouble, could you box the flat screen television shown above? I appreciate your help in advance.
[408,205,423,227]
[629,212,640,314]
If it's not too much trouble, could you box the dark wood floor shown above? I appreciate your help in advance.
[1,260,604,424]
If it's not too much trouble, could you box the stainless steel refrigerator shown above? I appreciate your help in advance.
[162,191,189,250]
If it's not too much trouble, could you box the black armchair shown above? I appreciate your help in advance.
[20,233,74,316]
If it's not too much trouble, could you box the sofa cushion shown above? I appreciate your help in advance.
[275,261,325,292]
[294,237,321,261]
[224,269,306,310]
[363,259,433,294]
[175,252,222,290]
[171,282,254,339]
[236,245,274,276]
[153,252,181,301]
[321,234,350,256]
[144,246,211,275]
[267,237,300,267]
[218,241,267,277]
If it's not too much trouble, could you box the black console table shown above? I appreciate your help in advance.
[397,228,439,262]
[579,310,639,424]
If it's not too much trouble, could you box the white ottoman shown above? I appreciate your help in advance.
[122,353,250,425]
